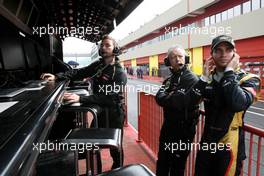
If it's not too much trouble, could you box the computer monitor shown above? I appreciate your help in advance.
[0,26,27,71]
[22,38,41,79]
[23,38,39,69]
[0,16,28,84]
[50,35,63,59]
[36,44,52,73]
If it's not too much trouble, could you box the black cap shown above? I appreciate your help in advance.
[211,35,235,51]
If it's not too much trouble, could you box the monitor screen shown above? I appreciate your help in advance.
[0,33,26,71]
[22,38,39,69]
[51,36,63,59]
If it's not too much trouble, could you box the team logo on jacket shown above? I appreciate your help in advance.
[102,74,110,80]
[164,79,171,90]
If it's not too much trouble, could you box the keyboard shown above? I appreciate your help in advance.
[20,80,47,91]
[23,80,47,88]
[66,89,89,96]
[24,84,45,91]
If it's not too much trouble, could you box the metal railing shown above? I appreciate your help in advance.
[136,92,264,176]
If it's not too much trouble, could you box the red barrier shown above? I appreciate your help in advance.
[137,92,163,155]
[137,92,264,176]
[242,124,264,176]
[124,87,128,127]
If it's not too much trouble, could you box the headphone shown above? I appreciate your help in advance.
[164,55,190,66]
[98,42,121,57]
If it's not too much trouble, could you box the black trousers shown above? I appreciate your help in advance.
[195,147,243,176]
[195,129,245,176]
[156,121,195,176]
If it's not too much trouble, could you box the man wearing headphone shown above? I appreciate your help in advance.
[155,45,199,176]
[41,35,127,171]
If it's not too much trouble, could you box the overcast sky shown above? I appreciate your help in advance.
[63,0,181,55]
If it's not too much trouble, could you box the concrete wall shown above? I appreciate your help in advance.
[189,0,217,12]
[120,33,188,60]
[190,8,264,48]
[120,8,264,61]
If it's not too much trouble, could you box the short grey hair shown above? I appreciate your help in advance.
[167,45,186,56]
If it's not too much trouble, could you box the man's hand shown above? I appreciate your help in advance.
[226,53,240,70]
[63,92,80,103]
[40,73,56,81]
[203,57,215,79]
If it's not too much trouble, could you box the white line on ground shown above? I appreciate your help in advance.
[246,111,264,117]
[250,106,264,111]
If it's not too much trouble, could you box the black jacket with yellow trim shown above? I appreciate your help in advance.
[191,69,261,143]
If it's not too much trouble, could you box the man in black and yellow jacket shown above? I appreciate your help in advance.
[191,35,261,176]
[41,35,127,171]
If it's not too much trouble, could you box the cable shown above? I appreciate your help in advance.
[90,63,110,79]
